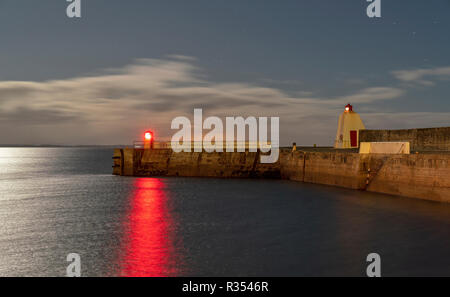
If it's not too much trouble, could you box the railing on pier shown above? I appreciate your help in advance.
[133,141,272,150]
[133,141,172,149]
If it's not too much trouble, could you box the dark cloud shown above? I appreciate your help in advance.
[0,107,82,125]
[0,84,40,103]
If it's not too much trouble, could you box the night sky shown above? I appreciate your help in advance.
[0,0,449,145]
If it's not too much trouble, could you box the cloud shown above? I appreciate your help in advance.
[0,57,420,145]
[392,66,450,86]
[0,107,81,125]
[331,87,405,105]
[165,54,197,61]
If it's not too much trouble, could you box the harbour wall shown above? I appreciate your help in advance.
[359,127,450,152]
[113,148,280,178]
[113,148,450,203]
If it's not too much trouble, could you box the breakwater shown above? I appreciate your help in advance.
[113,148,450,203]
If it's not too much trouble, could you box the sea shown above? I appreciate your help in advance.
[0,147,449,276]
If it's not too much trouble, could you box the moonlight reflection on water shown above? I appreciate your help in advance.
[0,148,449,276]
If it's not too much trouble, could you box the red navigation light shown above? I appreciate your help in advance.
[144,131,153,141]
[345,104,353,112]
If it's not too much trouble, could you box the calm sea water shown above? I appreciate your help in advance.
[0,147,449,277]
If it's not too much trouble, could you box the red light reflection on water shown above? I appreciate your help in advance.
[121,178,183,277]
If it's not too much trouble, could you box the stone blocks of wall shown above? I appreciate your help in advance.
[366,154,450,202]
[360,127,450,151]
[302,152,365,189]
[279,150,305,181]
[114,148,450,203]
[137,149,280,178]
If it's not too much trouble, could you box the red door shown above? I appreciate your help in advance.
[350,130,358,147]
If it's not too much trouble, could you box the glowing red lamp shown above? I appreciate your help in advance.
[144,131,154,149]
[144,131,153,141]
